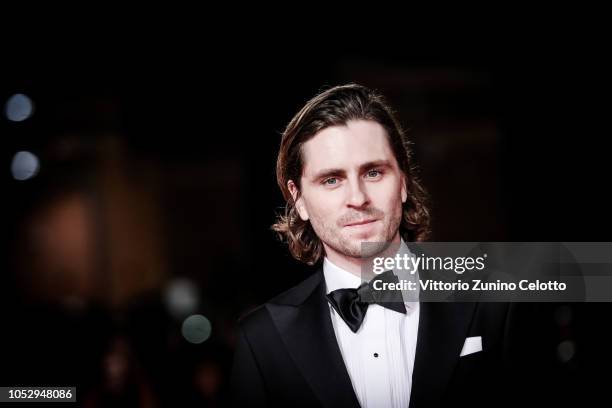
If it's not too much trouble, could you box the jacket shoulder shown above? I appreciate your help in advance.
[238,269,323,331]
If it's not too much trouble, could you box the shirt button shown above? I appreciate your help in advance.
[373,353,379,358]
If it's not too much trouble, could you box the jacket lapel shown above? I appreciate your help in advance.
[267,270,360,408]
[409,300,478,407]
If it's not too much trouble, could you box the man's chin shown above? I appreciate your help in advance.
[348,231,390,244]
[345,236,392,258]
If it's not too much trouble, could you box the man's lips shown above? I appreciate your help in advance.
[344,219,378,227]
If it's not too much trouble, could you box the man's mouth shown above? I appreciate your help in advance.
[344,219,378,227]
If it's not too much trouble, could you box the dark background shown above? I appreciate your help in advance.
[1,34,610,406]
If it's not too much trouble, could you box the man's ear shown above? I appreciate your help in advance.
[287,180,309,221]
[401,174,408,204]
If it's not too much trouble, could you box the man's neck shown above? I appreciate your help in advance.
[323,232,402,277]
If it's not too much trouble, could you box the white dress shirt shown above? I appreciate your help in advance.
[323,242,420,408]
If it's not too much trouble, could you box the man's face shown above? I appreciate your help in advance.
[289,119,407,259]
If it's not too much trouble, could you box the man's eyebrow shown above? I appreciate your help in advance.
[309,160,393,181]
[359,160,393,171]
[310,168,346,181]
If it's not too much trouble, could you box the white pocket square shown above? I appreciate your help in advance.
[460,336,482,357]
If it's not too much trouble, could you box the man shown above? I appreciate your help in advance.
[231,84,535,407]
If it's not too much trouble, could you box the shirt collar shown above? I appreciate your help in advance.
[323,257,362,293]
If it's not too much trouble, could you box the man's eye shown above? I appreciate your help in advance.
[323,178,338,185]
[366,169,382,178]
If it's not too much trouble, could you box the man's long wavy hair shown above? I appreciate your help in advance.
[272,84,431,265]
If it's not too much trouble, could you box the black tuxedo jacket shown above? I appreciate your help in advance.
[231,268,543,407]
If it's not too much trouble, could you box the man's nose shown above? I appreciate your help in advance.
[346,178,370,208]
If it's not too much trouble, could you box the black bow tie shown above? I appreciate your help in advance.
[326,270,407,333]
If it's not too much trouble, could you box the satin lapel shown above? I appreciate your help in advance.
[409,301,478,408]
[267,272,360,408]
